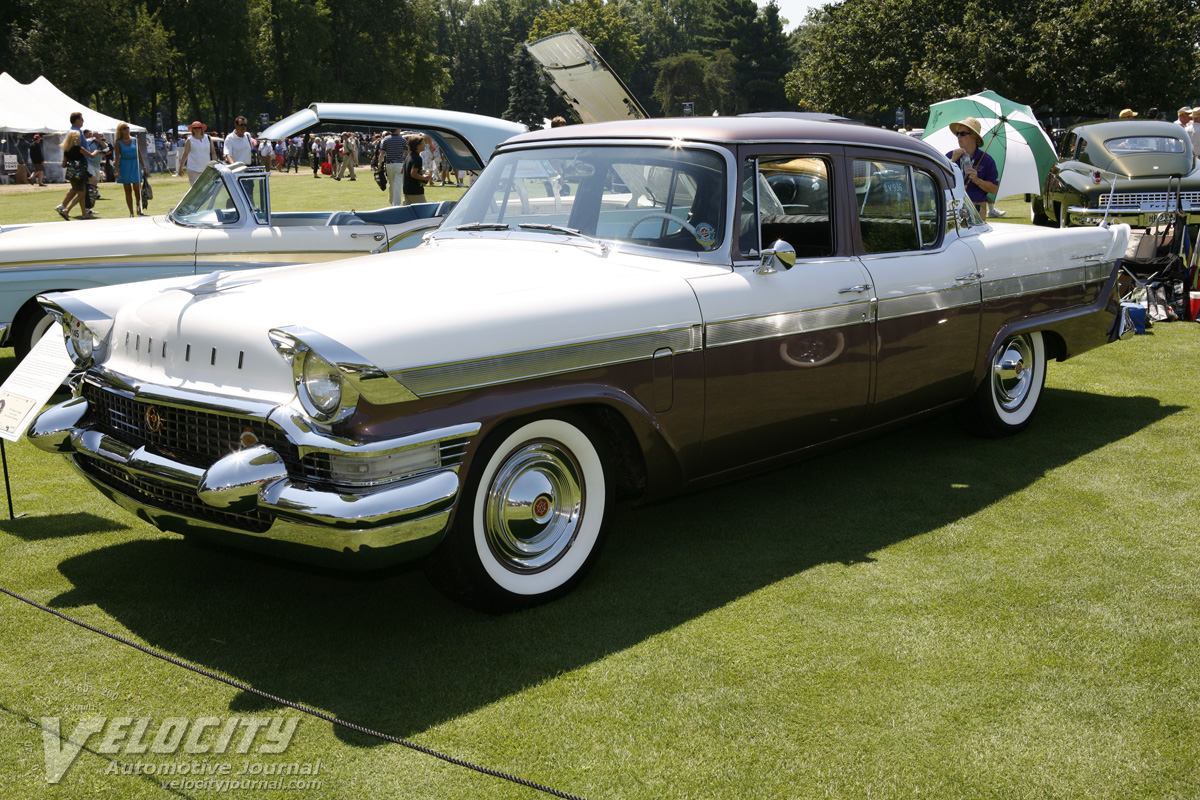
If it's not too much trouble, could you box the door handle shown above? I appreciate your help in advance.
[350,232,385,241]
[955,272,983,282]
[838,284,871,294]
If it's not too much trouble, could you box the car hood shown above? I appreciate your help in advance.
[79,238,713,403]
[525,29,648,124]
[0,216,196,264]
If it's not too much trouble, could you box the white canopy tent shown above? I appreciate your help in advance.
[0,73,145,134]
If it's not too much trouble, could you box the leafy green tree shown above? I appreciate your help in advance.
[733,0,791,112]
[449,0,550,117]
[504,45,548,129]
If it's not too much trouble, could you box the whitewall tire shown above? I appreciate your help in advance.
[426,413,613,611]
[957,331,1047,438]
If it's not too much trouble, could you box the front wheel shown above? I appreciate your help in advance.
[956,331,1047,438]
[11,300,55,360]
[425,414,613,611]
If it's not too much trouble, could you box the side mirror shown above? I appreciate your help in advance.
[755,239,796,275]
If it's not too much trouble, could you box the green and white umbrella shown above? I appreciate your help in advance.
[922,90,1057,200]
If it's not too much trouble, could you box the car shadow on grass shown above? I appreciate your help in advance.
[39,388,1178,741]
[0,511,126,539]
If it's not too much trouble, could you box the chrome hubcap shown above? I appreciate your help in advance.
[484,440,584,572]
[992,336,1034,412]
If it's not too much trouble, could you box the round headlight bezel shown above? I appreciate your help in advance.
[62,315,97,367]
[294,347,358,425]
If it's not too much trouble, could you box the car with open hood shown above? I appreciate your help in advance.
[0,107,525,358]
[1032,118,1200,227]
[28,116,1133,610]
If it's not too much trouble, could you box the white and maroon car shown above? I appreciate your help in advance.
[28,117,1133,610]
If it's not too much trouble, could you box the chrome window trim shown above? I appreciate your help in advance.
[392,324,704,397]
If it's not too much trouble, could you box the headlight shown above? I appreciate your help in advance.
[301,350,342,416]
[64,316,97,366]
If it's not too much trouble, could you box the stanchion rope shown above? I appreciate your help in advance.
[1,586,588,800]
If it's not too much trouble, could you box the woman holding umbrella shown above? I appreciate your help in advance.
[946,117,999,216]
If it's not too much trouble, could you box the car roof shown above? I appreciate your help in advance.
[1066,118,1188,139]
[503,116,951,171]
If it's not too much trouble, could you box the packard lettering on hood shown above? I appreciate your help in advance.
[28,117,1134,611]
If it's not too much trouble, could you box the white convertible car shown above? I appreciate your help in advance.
[0,106,525,357]
[29,117,1133,610]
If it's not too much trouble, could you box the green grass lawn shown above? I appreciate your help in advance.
[0,168,467,224]
[0,181,1197,798]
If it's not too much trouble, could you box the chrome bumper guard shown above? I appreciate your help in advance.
[28,396,466,558]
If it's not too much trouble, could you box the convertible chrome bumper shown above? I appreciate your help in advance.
[29,395,474,567]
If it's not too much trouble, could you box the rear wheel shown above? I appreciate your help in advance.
[956,331,1046,438]
[425,413,613,611]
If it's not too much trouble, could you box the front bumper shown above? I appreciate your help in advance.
[1066,204,1200,228]
[29,394,476,568]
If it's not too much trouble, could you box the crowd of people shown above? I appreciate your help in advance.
[22,111,466,221]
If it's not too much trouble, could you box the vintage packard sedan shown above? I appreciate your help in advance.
[29,118,1132,610]
[0,106,524,358]
[1032,118,1200,227]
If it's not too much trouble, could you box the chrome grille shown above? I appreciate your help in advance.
[80,382,326,482]
[1098,191,1200,207]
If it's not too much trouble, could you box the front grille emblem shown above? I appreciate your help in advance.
[239,428,259,449]
[144,405,165,434]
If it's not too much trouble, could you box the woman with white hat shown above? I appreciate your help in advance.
[945,116,999,217]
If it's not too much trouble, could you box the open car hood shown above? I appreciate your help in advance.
[260,104,526,171]
[525,29,648,124]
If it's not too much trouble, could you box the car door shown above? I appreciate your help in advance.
[193,172,386,272]
[690,148,875,473]
[849,153,981,422]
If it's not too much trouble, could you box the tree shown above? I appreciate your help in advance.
[504,45,548,129]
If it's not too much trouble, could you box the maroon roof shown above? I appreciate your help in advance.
[504,116,948,166]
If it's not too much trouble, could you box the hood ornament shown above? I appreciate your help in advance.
[168,271,261,296]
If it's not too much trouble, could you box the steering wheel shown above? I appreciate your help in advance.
[626,211,697,239]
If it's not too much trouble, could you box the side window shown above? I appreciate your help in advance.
[914,170,941,245]
[856,159,919,253]
[743,155,834,259]
[1059,132,1077,159]
[238,176,269,224]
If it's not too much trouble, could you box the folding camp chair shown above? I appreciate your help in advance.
[1120,177,1189,321]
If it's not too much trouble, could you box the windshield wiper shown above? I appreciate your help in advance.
[455,222,510,231]
[518,223,610,254]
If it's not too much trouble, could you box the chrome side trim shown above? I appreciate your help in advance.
[982,260,1113,302]
[877,283,979,321]
[392,324,704,397]
[195,251,362,265]
[1,254,196,271]
[705,301,870,348]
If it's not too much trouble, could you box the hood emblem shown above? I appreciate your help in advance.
[239,428,259,449]
[144,406,165,434]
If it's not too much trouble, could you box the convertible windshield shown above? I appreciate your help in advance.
[171,168,239,226]
[441,145,728,252]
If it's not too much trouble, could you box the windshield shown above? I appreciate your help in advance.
[171,168,239,226]
[441,145,728,253]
